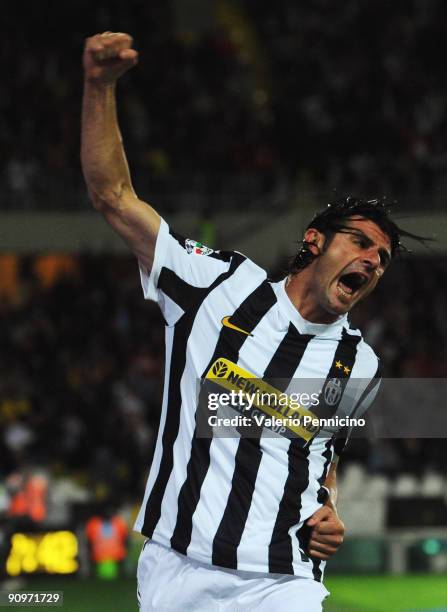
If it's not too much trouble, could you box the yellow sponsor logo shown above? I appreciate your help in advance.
[221,316,253,337]
[205,358,319,441]
[212,360,229,378]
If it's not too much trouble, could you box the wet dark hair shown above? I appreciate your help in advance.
[289,196,433,274]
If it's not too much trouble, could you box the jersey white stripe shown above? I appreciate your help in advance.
[237,435,290,570]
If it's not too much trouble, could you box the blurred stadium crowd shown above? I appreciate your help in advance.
[0,256,164,518]
[3,0,447,209]
[0,252,446,520]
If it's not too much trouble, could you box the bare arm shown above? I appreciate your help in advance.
[322,459,339,508]
[306,461,345,560]
[81,32,160,270]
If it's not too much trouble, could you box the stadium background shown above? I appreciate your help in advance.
[1,1,447,610]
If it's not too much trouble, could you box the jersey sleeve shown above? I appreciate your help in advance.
[138,218,242,324]
[333,366,382,461]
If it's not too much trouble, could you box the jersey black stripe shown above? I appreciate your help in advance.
[312,329,361,419]
[263,324,315,386]
[212,323,314,569]
[158,268,209,313]
[170,280,277,555]
[316,439,333,502]
[211,438,262,568]
[141,253,245,537]
[268,440,311,573]
[310,439,334,582]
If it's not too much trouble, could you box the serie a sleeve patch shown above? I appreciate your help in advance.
[185,239,214,256]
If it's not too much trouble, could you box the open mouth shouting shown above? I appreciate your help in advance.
[336,271,369,300]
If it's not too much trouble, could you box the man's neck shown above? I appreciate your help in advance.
[285,272,339,325]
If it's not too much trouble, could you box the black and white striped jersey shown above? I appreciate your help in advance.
[134,219,381,581]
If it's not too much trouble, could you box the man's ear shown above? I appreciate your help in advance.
[303,228,324,254]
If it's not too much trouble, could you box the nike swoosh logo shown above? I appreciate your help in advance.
[221,316,253,337]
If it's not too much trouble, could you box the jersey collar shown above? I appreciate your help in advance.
[274,278,348,337]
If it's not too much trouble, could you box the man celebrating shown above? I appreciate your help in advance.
[81,32,413,611]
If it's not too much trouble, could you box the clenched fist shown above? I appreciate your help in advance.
[306,505,345,561]
[83,32,138,85]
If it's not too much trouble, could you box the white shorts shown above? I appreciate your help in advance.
[137,540,329,612]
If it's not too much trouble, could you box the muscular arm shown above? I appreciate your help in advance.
[81,32,160,271]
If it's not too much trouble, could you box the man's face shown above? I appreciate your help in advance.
[306,216,392,318]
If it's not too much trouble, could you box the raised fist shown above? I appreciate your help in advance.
[83,32,138,85]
